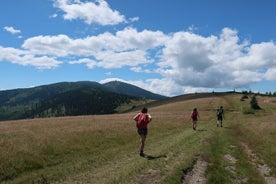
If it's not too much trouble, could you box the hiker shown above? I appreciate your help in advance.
[190,108,199,130]
[217,106,224,127]
[133,107,152,156]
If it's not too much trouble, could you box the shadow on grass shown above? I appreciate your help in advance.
[222,126,232,129]
[196,129,207,132]
[141,154,167,160]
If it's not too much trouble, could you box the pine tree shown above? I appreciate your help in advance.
[250,95,261,110]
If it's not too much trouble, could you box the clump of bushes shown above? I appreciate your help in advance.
[240,94,248,101]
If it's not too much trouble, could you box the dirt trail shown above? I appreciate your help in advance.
[181,156,208,184]
[224,147,249,184]
[242,143,276,184]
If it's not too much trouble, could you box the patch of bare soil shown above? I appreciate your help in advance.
[242,143,276,184]
[182,156,208,184]
[224,154,237,164]
[224,151,248,184]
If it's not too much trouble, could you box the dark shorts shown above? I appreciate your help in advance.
[137,129,148,136]
[217,116,223,121]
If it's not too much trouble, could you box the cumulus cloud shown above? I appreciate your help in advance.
[23,27,168,54]
[22,27,167,69]
[265,68,276,80]
[1,26,276,95]
[54,0,126,25]
[99,78,128,84]
[69,58,97,68]
[4,26,21,34]
[0,46,61,69]
[96,50,152,68]
[156,27,276,93]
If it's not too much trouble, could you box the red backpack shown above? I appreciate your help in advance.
[191,111,197,119]
[136,113,148,129]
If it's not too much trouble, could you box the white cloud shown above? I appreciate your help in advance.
[129,16,139,22]
[96,50,151,68]
[2,26,276,96]
[4,26,21,34]
[115,27,168,50]
[22,27,167,69]
[54,0,126,25]
[23,34,72,57]
[0,46,61,69]
[99,78,127,84]
[50,13,58,18]
[265,68,276,80]
[231,42,276,70]
[157,28,276,93]
[22,27,168,55]
[69,58,97,68]
[19,55,62,69]
[135,78,184,97]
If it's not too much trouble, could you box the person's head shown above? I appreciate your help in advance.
[220,106,223,109]
[193,108,197,112]
[141,107,148,113]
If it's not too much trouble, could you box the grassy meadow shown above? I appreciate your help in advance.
[0,93,275,183]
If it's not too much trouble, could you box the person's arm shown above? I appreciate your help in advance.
[147,113,152,122]
[133,113,140,121]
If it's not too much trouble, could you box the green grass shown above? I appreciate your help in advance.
[0,93,275,183]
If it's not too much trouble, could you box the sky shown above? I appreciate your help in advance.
[1,0,276,97]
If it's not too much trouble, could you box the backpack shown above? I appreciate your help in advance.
[136,113,148,129]
[217,109,223,116]
[191,111,197,119]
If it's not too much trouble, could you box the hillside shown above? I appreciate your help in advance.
[0,93,275,183]
[103,80,167,100]
[123,91,235,113]
[0,81,165,121]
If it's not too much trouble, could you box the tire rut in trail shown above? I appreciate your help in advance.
[181,156,208,184]
[224,146,249,184]
[241,142,276,184]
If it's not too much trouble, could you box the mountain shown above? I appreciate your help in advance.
[0,81,165,121]
[103,81,167,100]
[0,81,107,106]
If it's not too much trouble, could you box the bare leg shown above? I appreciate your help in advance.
[193,121,197,130]
[139,135,146,156]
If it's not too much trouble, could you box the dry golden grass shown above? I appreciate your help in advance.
[0,93,275,183]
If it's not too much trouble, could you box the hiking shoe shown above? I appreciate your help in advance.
[140,152,145,157]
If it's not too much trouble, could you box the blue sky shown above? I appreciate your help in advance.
[1,0,276,96]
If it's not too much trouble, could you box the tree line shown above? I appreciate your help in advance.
[0,88,139,121]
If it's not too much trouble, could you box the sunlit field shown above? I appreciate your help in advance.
[0,93,275,183]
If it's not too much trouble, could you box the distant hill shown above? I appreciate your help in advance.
[103,81,167,100]
[0,81,165,121]
[123,91,236,113]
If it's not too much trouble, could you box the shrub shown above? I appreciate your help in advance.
[240,94,248,101]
